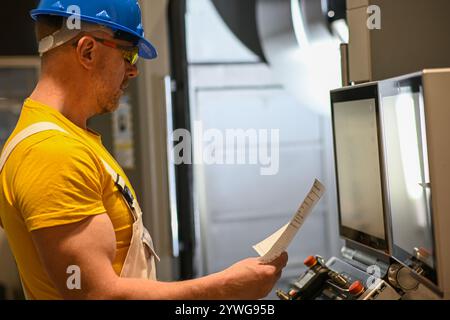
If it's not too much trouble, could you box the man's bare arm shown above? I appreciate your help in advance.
[32,214,288,300]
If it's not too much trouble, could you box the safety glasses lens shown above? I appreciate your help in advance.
[123,50,139,65]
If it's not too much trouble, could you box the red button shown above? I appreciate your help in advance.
[289,289,298,297]
[304,255,317,268]
[349,281,365,295]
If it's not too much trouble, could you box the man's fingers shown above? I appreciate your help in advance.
[271,252,288,270]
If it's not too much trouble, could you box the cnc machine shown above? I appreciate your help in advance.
[277,69,450,300]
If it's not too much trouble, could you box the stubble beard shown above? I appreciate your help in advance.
[99,89,122,115]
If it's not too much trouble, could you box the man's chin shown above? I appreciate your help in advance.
[99,101,120,115]
[99,90,123,113]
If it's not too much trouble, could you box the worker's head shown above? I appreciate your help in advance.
[31,0,157,114]
[35,17,140,113]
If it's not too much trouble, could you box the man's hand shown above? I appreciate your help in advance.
[219,253,288,300]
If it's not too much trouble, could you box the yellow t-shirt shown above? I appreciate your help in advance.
[0,98,135,300]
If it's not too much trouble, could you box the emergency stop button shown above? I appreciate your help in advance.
[304,255,317,268]
[349,281,365,296]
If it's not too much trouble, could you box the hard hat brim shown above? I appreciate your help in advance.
[138,38,158,60]
[31,9,158,60]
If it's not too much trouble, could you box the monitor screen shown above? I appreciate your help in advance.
[379,78,437,283]
[331,86,387,251]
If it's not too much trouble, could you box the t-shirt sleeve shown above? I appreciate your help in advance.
[13,134,107,232]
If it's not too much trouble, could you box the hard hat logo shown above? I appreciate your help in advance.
[67,5,81,30]
[31,0,158,59]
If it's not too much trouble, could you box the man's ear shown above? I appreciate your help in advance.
[76,36,97,70]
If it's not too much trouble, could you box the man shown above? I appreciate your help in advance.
[0,0,288,300]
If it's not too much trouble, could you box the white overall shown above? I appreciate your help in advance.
[0,122,159,299]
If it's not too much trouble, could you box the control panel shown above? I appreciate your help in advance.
[276,255,402,300]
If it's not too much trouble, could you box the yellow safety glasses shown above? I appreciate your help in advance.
[92,36,139,65]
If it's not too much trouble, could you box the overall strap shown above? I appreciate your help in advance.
[100,159,140,221]
[0,122,140,221]
[0,122,66,173]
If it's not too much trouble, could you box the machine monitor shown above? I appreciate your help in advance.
[379,75,437,285]
[331,69,450,297]
[330,84,388,252]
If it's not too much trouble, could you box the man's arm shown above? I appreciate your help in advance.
[32,213,288,300]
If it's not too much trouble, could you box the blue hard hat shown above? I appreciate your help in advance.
[30,0,157,59]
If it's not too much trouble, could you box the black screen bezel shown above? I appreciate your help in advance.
[330,84,389,252]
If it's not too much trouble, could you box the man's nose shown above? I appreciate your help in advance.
[126,63,139,79]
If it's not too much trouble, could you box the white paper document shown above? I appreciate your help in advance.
[253,179,326,263]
